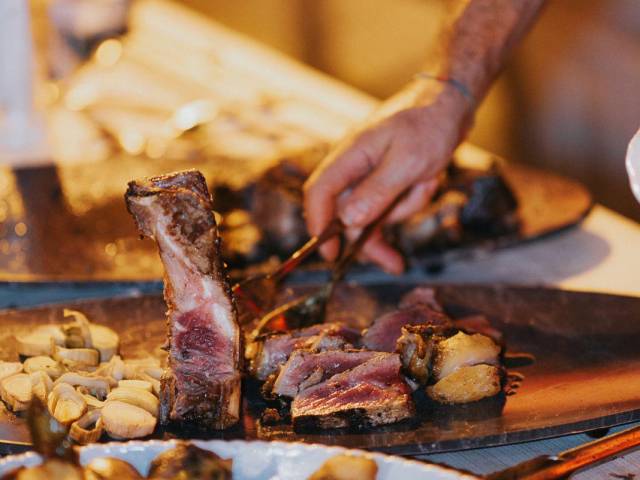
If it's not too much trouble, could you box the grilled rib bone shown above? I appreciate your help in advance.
[126,170,241,429]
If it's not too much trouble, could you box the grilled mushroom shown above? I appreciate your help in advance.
[69,409,103,445]
[23,356,62,379]
[101,401,156,439]
[84,457,143,480]
[89,324,120,362]
[62,309,93,349]
[0,374,32,412]
[29,371,53,404]
[52,343,100,369]
[15,325,65,357]
[117,379,152,392]
[54,373,110,400]
[106,387,158,417]
[47,383,87,425]
[0,362,23,381]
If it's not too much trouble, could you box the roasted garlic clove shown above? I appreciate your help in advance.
[23,356,62,379]
[106,387,159,417]
[47,383,87,425]
[101,401,156,439]
[0,362,23,381]
[69,409,103,445]
[54,373,110,399]
[0,374,32,412]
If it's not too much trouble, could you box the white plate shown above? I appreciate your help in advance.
[0,439,478,479]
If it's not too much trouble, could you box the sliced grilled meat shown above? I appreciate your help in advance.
[126,170,241,429]
[362,305,451,353]
[292,353,414,429]
[271,350,379,398]
[398,286,443,311]
[247,323,360,381]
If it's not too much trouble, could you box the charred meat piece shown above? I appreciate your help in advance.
[432,331,501,381]
[458,168,519,236]
[148,443,232,480]
[398,286,443,311]
[427,364,502,404]
[291,353,414,429]
[249,160,309,255]
[271,350,379,398]
[126,170,241,429]
[247,323,360,381]
[395,324,452,385]
[362,305,451,353]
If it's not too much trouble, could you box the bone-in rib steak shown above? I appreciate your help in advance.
[126,170,241,429]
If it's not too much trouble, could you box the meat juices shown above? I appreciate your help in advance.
[126,170,241,429]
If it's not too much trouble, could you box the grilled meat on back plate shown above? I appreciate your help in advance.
[291,353,415,430]
[126,170,241,429]
[362,305,451,353]
[247,323,361,381]
[271,350,379,398]
[148,443,232,480]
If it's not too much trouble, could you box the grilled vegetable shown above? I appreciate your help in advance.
[427,364,502,404]
[308,454,377,480]
[47,383,87,425]
[84,457,143,480]
[0,374,32,412]
[101,401,156,439]
[432,331,500,380]
[62,309,93,349]
[29,371,53,404]
[52,343,100,369]
[69,409,103,445]
[54,373,110,400]
[15,325,65,357]
[0,362,23,381]
[148,442,232,480]
[23,357,62,379]
[106,387,159,417]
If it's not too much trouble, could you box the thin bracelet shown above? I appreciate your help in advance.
[414,72,476,105]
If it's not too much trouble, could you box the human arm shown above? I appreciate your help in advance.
[303,0,545,273]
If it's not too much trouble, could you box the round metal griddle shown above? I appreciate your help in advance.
[0,283,638,456]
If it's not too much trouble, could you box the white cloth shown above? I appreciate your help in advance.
[626,128,640,203]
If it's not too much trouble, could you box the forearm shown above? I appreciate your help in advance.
[377,0,544,123]
[431,0,545,102]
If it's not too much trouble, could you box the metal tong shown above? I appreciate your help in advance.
[234,190,408,333]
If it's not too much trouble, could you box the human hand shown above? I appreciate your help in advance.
[303,90,471,274]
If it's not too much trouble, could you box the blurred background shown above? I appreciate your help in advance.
[5,0,640,222]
